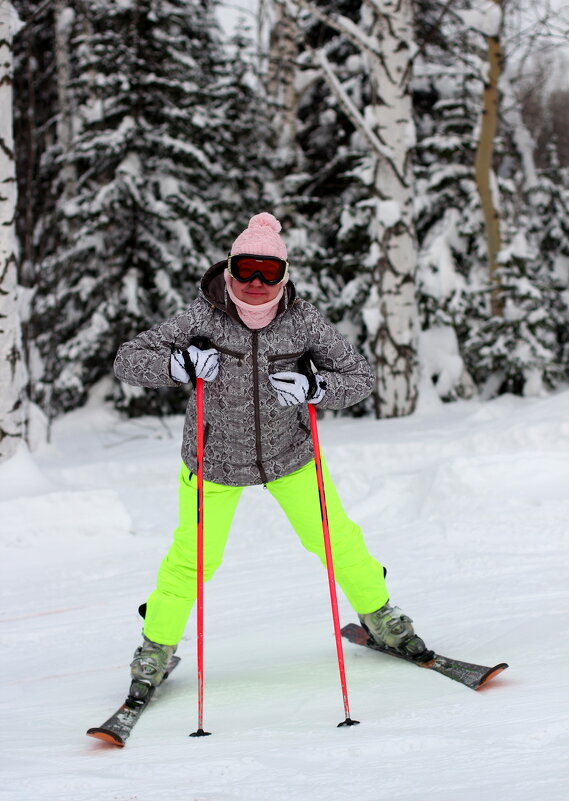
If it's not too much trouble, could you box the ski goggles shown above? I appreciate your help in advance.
[227,253,289,285]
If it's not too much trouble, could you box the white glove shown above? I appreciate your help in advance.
[171,345,219,384]
[269,371,326,407]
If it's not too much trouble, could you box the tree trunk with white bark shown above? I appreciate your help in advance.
[359,0,419,417]
[0,0,27,461]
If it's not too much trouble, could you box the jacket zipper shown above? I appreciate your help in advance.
[251,330,268,484]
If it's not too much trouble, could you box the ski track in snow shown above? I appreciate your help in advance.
[1,390,568,801]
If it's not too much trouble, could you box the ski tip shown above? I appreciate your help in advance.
[476,662,509,690]
[86,727,126,747]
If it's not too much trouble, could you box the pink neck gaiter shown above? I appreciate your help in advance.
[224,271,288,330]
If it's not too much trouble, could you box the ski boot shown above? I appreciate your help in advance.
[359,603,432,662]
[129,635,177,701]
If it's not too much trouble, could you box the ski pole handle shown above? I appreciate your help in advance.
[181,336,213,389]
[297,352,324,402]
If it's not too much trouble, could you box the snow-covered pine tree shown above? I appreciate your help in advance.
[464,137,569,395]
[209,16,273,250]
[413,0,486,400]
[489,34,569,392]
[528,150,569,382]
[12,0,59,282]
[274,0,375,320]
[412,0,569,399]
[25,0,263,419]
[455,2,569,396]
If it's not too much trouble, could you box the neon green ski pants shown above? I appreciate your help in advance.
[143,458,389,645]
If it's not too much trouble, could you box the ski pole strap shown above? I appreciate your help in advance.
[297,351,321,402]
[190,335,213,351]
[180,350,197,388]
[180,336,213,389]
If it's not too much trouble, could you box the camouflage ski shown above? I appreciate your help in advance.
[86,655,181,747]
[341,623,508,690]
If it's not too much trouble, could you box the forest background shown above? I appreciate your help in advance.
[1,0,568,461]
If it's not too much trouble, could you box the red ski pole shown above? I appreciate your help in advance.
[189,342,212,738]
[302,356,359,728]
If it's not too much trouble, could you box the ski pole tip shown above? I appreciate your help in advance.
[189,729,212,737]
[337,718,360,728]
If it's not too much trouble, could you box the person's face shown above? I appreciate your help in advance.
[230,276,282,305]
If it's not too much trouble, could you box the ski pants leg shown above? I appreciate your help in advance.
[265,457,389,616]
[143,465,243,645]
[143,457,389,646]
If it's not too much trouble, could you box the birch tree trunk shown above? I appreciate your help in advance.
[0,0,27,461]
[473,0,503,316]
[360,0,419,417]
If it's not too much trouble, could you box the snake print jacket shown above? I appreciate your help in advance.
[114,261,374,485]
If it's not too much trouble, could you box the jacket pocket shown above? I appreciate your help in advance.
[267,350,306,364]
[213,343,246,360]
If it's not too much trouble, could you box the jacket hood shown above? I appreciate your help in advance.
[200,260,296,323]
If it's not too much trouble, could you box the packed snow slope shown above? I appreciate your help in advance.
[1,386,568,801]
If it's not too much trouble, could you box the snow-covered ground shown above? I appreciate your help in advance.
[2,387,568,801]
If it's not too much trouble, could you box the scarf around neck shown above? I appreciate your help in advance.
[224,271,288,330]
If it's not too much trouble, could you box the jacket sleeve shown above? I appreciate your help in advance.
[300,301,374,410]
[113,297,213,388]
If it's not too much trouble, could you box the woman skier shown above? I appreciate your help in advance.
[114,212,427,696]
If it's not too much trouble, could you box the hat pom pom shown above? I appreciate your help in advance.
[248,212,282,233]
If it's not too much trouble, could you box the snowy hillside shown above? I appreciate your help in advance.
[2,387,568,801]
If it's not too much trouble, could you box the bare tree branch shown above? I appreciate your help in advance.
[411,0,459,64]
[17,0,52,35]
[287,0,384,60]
[312,46,405,181]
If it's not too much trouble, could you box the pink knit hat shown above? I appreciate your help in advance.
[230,212,288,260]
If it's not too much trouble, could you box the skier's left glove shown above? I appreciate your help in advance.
[170,345,220,385]
[269,371,326,407]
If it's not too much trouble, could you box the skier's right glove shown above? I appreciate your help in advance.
[170,345,220,385]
